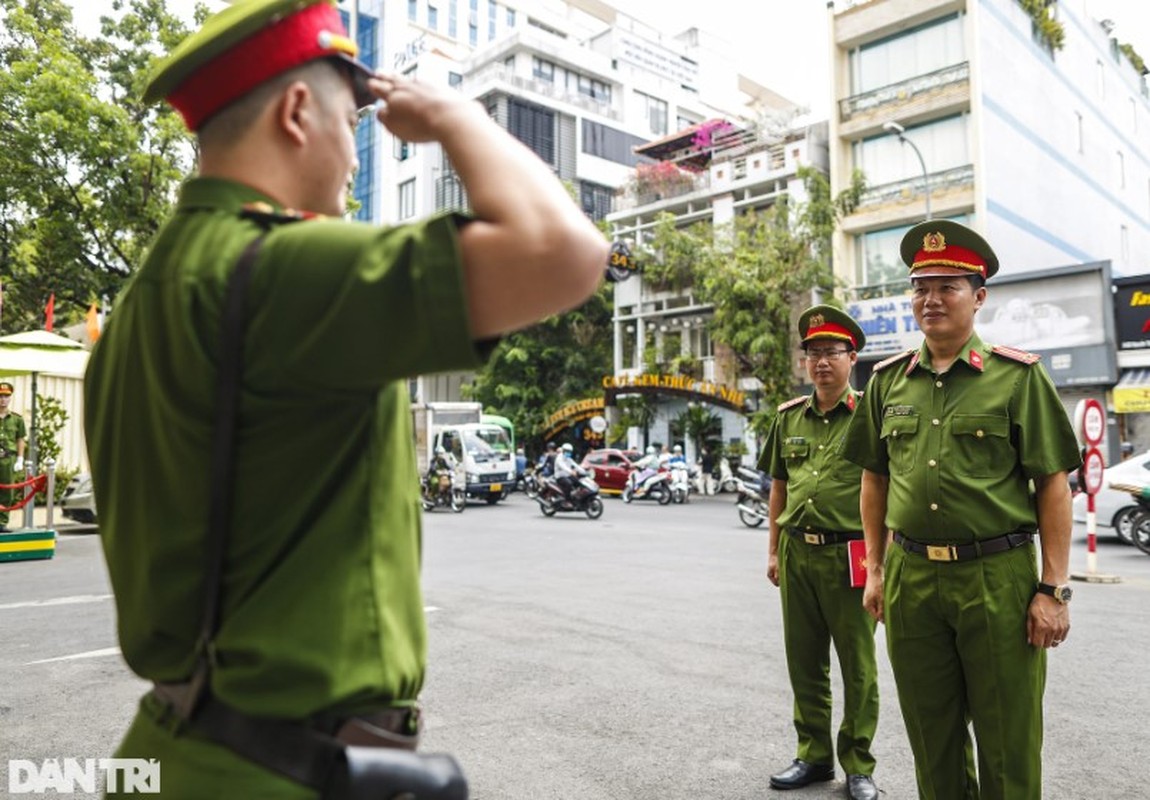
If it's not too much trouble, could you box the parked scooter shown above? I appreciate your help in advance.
[622,467,672,505]
[537,475,604,519]
[1109,481,1150,556]
[421,468,466,513]
[734,465,771,528]
[716,457,740,494]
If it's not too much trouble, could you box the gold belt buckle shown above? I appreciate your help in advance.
[804,532,823,545]
[926,544,958,562]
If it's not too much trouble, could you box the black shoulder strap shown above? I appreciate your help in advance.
[185,235,266,716]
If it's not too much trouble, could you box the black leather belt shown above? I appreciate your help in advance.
[788,527,863,546]
[892,530,1034,563]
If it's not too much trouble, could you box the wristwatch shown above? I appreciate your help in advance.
[1036,582,1073,604]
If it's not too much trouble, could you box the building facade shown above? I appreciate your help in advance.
[829,0,1148,301]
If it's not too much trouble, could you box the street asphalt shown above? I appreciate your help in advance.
[2,491,1148,798]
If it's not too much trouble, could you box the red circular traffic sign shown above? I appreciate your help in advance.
[1082,447,1105,495]
[1077,398,1105,446]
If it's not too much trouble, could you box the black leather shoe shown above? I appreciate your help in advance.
[846,774,878,800]
[769,759,834,789]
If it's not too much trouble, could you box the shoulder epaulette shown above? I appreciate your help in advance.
[872,348,916,372]
[777,395,808,412]
[240,202,324,226]
[991,344,1041,365]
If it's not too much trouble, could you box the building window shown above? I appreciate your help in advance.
[488,0,496,40]
[428,4,438,29]
[1121,224,1129,264]
[394,137,414,161]
[408,0,417,22]
[1075,111,1083,154]
[677,113,702,132]
[398,179,416,220]
[506,7,515,27]
[353,120,374,222]
[1131,97,1139,133]
[448,0,457,36]
[582,120,648,166]
[579,181,614,221]
[508,98,555,166]
[469,22,477,46]
[635,90,668,136]
[504,55,515,70]
[1097,58,1105,98]
[448,71,463,88]
[533,56,555,82]
[578,75,611,103]
[853,114,968,186]
[851,13,964,95]
[1117,150,1126,188]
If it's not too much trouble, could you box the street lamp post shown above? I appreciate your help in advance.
[883,120,931,221]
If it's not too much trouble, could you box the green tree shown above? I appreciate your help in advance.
[670,403,722,454]
[463,284,614,455]
[0,0,197,332]
[640,166,865,435]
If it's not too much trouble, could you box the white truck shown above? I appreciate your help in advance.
[413,402,516,504]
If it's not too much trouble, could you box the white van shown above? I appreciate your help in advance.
[434,423,516,504]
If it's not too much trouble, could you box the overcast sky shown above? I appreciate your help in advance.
[65,0,1150,120]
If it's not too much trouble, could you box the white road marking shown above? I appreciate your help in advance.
[0,594,112,611]
[26,647,121,665]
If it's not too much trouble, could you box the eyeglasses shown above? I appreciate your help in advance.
[803,348,850,362]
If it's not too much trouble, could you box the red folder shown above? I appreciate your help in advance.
[848,538,867,588]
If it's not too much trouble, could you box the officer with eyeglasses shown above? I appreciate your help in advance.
[759,304,880,800]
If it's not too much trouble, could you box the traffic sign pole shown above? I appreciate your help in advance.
[1070,400,1120,585]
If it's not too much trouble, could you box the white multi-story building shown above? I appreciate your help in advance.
[359,0,793,407]
[828,0,1149,296]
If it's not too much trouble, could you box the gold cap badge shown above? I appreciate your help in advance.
[923,232,947,252]
[808,313,825,328]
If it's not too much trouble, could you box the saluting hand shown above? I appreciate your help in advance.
[369,73,485,144]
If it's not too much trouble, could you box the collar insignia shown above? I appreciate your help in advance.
[969,349,984,371]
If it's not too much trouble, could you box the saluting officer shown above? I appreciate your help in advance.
[84,0,606,796]
[0,382,27,532]
[760,305,879,800]
[841,220,1081,799]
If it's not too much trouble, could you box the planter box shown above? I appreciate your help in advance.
[0,529,57,562]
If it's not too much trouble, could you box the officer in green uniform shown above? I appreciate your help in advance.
[84,1,607,796]
[760,306,879,800]
[841,220,1080,800]
[0,382,28,531]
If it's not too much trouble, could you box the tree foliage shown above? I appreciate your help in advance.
[0,0,198,333]
[463,284,614,456]
[641,166,865,434]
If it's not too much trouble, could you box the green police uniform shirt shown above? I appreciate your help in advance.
[760,388,864,532]
[0,412,26,459]
[841,333,1081,542]
[84,177,487,719]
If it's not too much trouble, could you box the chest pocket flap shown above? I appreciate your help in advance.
[951,414,1009,440]
[783,441,810,459]
[880,415,919,439]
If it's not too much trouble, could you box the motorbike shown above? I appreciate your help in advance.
[669,462,694,504]
[521,467,540,499]
[536,475,604,519]
[734,465,771,528]
[1110,481,1150,556]
[716,457,740,494]
[622,467,672,505]
[421,468,466,513]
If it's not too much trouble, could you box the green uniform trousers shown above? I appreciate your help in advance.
[884,541,1045,800]
[106,693,317,799]
[0,455,16,527]
[778,532,879,774]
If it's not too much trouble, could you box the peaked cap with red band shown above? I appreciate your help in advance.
[143,0,376,131]
[899,219,999,281]
[799,304,866,353]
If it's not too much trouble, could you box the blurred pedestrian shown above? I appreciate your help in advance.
[0,381,27,532]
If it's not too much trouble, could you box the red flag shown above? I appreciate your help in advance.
[86,301,101,343]
[45,293,55,332]
[848,538,867,588]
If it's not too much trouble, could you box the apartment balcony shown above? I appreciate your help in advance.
[844,163,974,231]
[465,62,620,121]
[838,62,970,137]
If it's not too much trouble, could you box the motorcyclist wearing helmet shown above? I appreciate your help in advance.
[538,441,558,478]
[553,442,585,502]
[631,445,660,488]
[669,444,687,466]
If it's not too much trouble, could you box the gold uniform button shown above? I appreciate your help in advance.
[807,498,814,504]
[812,470,819,476]
[930,503,939,511]
[818,444,825,450]
[932,418,940,426]
[823,419,829,425]
[976,430,984,438]
[935,380,943,388]
[928,459,937,467]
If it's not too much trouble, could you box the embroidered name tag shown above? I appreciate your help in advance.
[884,405,915,417]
